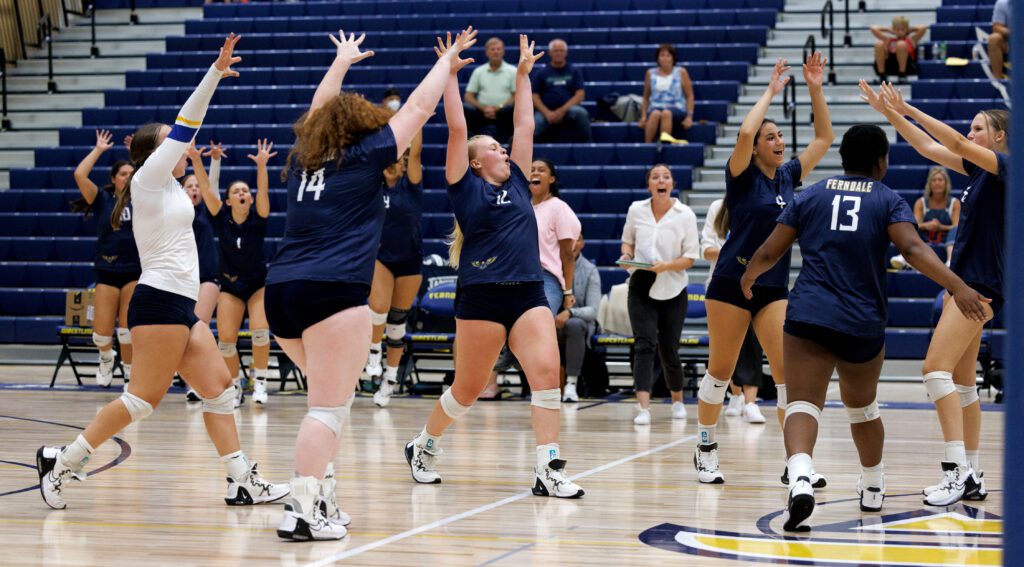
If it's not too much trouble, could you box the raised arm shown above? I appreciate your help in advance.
[135,34,240,189]
[739,224,797,298]
[510,34,544,174]
[202,142,226,195]
[74,129,114,203]
[311,31,374,115]
[247,138,276,219]
[406,128,423,185]
[869,26,892,41]
[189,144,222,217]
[394,28,478,163]
[859,80,966,174]
[798,52,836,180]
[730,58,790,177]
[881,82,1001,175]
[889,221,990,322]
[909,25,929,44]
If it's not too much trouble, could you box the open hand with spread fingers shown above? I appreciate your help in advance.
[767,58,792,96]
[879,81,912,116]
[435,27,478,74]
[94,129,114,152]
[858,79,886,114]
[247,138,278,166]
[214,33,242,77]
[329,30,374,66]
[803,51,827,88]
[202,141,227,160]
[518,34,544,75]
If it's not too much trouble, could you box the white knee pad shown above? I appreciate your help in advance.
[776,384,787,409]
[531,388,561,410]
[697,373,729,405]
[116,327,132,345]
[307,405,351,436]
[92,332,113,348]
[201,386,236,415]
[956,384,980,407]
[120,392,154,422]
[923,371,956,402]
[218,341,237,358]
[440,388,471,420]
[251,328,271,347]
[370,310,388,326]
[846,401,881,424]
[784,400,821,425]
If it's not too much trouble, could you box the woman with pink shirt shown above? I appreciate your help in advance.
[529,158,581,313]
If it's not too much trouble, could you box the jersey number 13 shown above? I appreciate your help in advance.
[830,195,860,232]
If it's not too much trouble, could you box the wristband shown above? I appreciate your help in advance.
[563,289,573,296]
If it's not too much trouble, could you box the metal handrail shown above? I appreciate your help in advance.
[39,14,57,93]
[89,3,99,57]
[783,44,800,160]
[0,47,11,131]
[130,0,138,24]
[820,0,838,85]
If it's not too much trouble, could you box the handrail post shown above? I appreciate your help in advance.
[821,0,837,85]
[43,15,57,93]
[843,0,853,47]
[130,0,139,24]
[13,0,28,58]
[1,48,11,131]
[784,46,801,160]
[90,3,100,57]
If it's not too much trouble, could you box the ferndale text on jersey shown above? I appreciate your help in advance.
[825,179,875,193]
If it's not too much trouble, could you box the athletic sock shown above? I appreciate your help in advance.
[944,441,968,467]
[787,453,813,483]
[416,428,442,453]
[99,350,115,363]
[862,463,884,487]
[384,366,398,383]
[61,434,94,471]
[254,368,268,381]
[566,375,578,386]
[220,450,250,481]
[967,450,980,472]
[537,443,560,469]
[697,423,716,446]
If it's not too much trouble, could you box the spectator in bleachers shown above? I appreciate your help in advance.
[700,198,765,422]
[639,44,695,143]
[70,129,139,388]
[193,138,275,406]
[367,129,425,408]
[860,80,1008,506]
[464,37,517,142]
[532,39,592,143]
[890,166,960,270]
[381,87,403,112]
[989,0,1011,80]
[557,227,601,403]
[695,54,834,486]
[871,16,928,83]
[620,164,701,425]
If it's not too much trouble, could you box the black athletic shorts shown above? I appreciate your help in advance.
[220,274,264,303]
[379,256,423,279]
[784,320,885,364]
[95,269,141,290]
[706,275,788,315]
[454,281,548,332]
[127,284,198,329]
[965,281,1004,317]
[265,280,370,339]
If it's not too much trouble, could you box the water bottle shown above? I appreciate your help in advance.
[937,41,947,61]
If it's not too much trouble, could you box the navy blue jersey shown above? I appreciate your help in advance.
[379,176,424,264]
[267,125,397,286]
[950,153,1007,301]
[448,162,542,285]
[213,206,267,284]
[715,158,801,286]
[92,189,141,273]
[779,176,916,338]
[193,204,219,282]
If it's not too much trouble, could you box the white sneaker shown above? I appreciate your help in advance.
[373,379,397,408]
[233,381,245,408]
[724,395,743,417]
[562,383,579,403]
[743,403,766,423]
[224,463,289,505]
[672,401,688,420]
[36,446,85,510]
[185,388,200,402]
[781,466,828,488]
[694,443,725,484]
[96,353,114,387]
[633,407,651,425]
[278,477,346,541]
[923,462,980,506]
[405,438,442,484]
[923,466,989,501]
[890,254,910,270]
[318,466,352,527]
[857,474,885,512]
[533,459,585,498]
[783,477,815,531]
[253,379,268,405]
[365,348,383,379]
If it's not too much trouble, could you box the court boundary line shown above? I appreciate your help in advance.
[302,434,697,566]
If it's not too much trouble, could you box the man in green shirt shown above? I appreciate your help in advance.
[464,37,517,142]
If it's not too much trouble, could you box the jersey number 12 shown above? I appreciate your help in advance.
[830,195,860,232]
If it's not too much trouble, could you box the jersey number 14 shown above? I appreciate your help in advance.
[830,195,860,232]
[297,168,326,202]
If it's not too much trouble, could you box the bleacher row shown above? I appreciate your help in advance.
[0,0,1006,362]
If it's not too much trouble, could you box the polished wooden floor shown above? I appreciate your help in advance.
[0,367,1004,566]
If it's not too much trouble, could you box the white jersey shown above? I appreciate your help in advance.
[132,64,225,301]
[700,198,726,287]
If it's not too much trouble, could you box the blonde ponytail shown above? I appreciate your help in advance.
[447,221,464,269]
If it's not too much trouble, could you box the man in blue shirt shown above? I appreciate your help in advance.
[532,39,592,143]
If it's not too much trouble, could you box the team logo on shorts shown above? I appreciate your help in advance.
[221,273,238,283]
[639,495,1002,566]
[737,256,749,266]
[471,257,497,270]
[101,255,119,264]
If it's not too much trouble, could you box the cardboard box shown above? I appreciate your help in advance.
[65,289,96,327]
